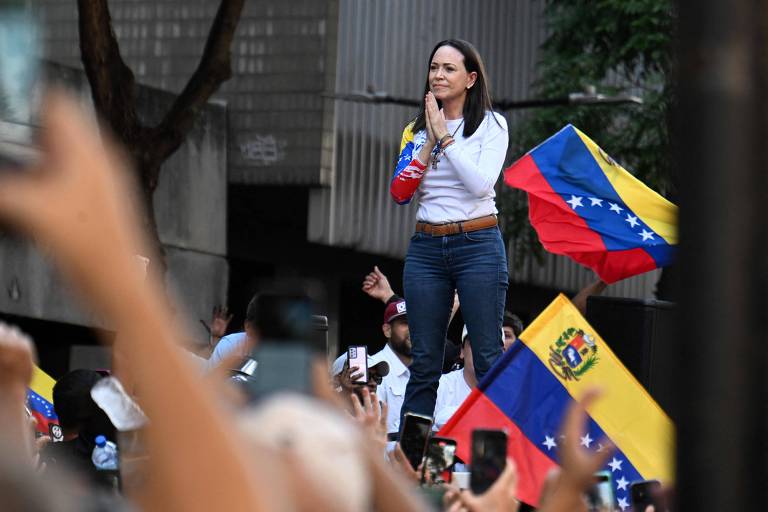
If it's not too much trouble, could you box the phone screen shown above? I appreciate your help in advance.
[242,343,314,402]
[400,412,433,470]
[0,6,42,168]
[470,429,507,494]
[347,345,368,384]
[630,479,662,512]
[586,471,615,512]
[423,436,457,484]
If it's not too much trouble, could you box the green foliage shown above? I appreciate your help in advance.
[574,354,599,376]
[498,0,675,266]
[556,328,578,347]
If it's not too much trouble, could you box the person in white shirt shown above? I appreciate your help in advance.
[369,298,412,437]
[433,325,477,430]
[205,294,260,371]
[390,39,509,428]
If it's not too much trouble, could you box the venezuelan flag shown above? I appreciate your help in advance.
[438,295,674,508]
[505,125,677,283]
[27,365,58,435]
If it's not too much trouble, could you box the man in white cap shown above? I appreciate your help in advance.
[361,266,460,439]
[368,298,411,438]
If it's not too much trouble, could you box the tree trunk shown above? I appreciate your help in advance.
[77,0,245,280]
[136,155,167,279]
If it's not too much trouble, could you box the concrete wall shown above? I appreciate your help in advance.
[32,0,336,186]
[0,62,229,341]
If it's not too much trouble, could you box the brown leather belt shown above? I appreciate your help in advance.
[415,214,498,237]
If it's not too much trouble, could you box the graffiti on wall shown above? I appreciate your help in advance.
[239,135,286,166]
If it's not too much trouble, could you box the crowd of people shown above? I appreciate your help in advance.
[0,93,669,511]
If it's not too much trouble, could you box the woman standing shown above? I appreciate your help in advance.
[390,39,509,424]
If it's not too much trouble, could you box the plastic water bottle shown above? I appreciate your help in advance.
[91,435,119,470]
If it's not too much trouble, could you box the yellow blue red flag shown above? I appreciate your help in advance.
[505,125,677,283]
[27,365,58,435]
[439,294,674,508]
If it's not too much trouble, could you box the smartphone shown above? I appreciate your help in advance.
[585,470,615,512]
[630,479,662,512]
[241,343,314,402]
[400,412,433,470]
[470,429,507,494]
[236,292,320,402]
[422,436,457,485]
[0,5,42,168]
[347,345,368,384]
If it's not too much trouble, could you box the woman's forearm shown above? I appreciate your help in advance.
[417,142,435,166]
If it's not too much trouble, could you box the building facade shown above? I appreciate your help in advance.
[24,0,661,365]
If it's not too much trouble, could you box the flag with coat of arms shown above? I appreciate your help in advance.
[438,294,674,508]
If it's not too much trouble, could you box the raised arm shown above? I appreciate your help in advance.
[0,93,275,512]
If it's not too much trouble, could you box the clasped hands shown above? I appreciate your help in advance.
[424,92,449,147]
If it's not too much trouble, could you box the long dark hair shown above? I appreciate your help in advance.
[412,39,495,138]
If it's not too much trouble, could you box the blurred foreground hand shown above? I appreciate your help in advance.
[0,92,149,320]
[0,93,279,512]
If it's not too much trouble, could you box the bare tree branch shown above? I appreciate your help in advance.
[150,0,245,165]
[77,0,139,138]
[75,0,244,276]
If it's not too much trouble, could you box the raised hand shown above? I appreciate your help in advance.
[350,387,388,454]
[558,389,614,489]
[443,458,519,512]
[539,388,615,512]
[0,93,271,511]
[0,322,38,463]
[0,322,35,391]
[362,266,395,303]
[0,92,149,320]
[424,93,438,147]
[426,92,449,141]
[206,304,234,339]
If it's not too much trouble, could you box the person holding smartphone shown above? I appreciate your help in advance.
[390,39,509,426]
[331,352,390,403]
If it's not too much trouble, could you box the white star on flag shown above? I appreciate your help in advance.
[618,497,629,511]
[609,202,623,214]
[617,476,629,491]
[566,195,584,209]
[579,433,593,448]
[609,457,623,472]
[625,214,639,228]
[640,229,654,241]
[589,197,603,207]
[542,436,557,450]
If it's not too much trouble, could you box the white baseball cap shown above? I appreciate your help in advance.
[330,353,390,378]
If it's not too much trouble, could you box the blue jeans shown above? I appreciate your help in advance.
[401,226,508,424]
